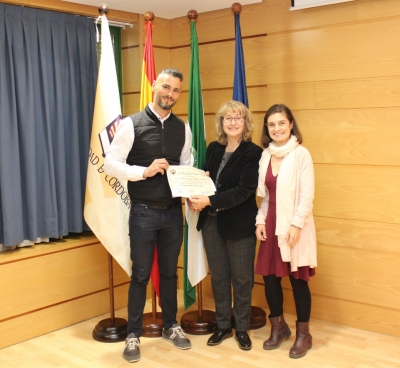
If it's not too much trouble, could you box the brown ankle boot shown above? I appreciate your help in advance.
[263,315,292,350]
[289,321,312,358]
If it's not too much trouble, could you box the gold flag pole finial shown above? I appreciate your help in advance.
[144,11,155,21]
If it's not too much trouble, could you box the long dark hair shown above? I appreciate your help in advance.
[261,104,302,148]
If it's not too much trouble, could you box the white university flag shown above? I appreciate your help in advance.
[84,16,131,276]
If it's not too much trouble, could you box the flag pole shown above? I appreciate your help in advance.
[140,11,163,337]
[231,2,266,331]
[180,10,216,335]
[91,3,127,342]
[93,254,127,342]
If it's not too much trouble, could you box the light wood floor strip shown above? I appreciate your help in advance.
[1,292,399,367]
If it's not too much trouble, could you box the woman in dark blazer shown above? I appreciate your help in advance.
[189,100,262,350]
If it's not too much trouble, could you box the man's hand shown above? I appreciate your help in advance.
[143,158,169,178]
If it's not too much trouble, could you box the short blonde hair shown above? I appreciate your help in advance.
[215,100,254,145]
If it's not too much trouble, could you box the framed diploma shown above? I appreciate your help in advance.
[166,165,216,198]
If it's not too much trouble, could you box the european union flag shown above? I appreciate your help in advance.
[233,12,249,107]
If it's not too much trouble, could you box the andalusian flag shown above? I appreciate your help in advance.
[140,20,156,110]
[184,19,208,309]
[84,16,131,276]
[140,18,160,301]
[233,12,249,107]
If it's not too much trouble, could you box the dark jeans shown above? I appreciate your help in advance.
[127,203,183,337]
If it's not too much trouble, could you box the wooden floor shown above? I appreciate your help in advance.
[1,292,400,368]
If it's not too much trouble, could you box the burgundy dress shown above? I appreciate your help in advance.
[255,160,315,281]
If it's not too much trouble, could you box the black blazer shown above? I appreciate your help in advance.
[197,140,263,240]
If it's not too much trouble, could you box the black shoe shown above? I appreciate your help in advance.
[235,331,252,350]
[207,329,233,346]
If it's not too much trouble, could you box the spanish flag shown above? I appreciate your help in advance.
[140,20,156,110]
[139,18,160,302]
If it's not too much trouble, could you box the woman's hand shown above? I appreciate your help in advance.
[256,224,267,241]
[186,198,196,212]
[189,195,211,211]
[287,225,301,247]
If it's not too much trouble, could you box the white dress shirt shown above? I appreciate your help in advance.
[104,104,192,181]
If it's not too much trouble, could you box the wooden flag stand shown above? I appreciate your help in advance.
[93,253,127,342]
[180,281,217,335]
[141,286,163,337]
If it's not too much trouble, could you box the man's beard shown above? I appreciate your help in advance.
[156,95,176,110]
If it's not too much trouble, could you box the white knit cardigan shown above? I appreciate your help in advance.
[256,145,317,271]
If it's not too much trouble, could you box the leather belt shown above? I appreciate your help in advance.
[134,203,177,211]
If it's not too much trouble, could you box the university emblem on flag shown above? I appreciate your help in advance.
[190,147,197,167]
[98,114,122,157]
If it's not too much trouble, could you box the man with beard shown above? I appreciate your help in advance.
[104,68,192,363]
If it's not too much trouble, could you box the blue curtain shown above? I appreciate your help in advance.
[0,3,98,249]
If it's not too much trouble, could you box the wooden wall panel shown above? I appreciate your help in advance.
[151,17,171,47]
[177,77,400,117]
[315,216,400,254]
[0,284,128,349]
[173,18,400,89]
[356,0,400,22]
[169,0,358,47]
[0,235,131,349]
[250,77,400,112]
[173,42,235,90]
[153,48,172,76]
[296,108,400,166]
[309,244,400,309]
[245,18,400,85]
[123,94,140,116]
[122,47,141,93]
[0,243,110,320]
[249,84,316,112]
[314,164,400,224]
[169,0,400,47]
[315,77,400,109]
[122,22,140,48]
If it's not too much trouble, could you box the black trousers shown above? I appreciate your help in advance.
[127,203,183,337]
[263,274,311,322]
[202,214,256,331]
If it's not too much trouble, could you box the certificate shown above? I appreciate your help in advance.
[166,165,216,198]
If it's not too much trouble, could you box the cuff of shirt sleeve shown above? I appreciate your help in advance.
[129,165,146,180]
